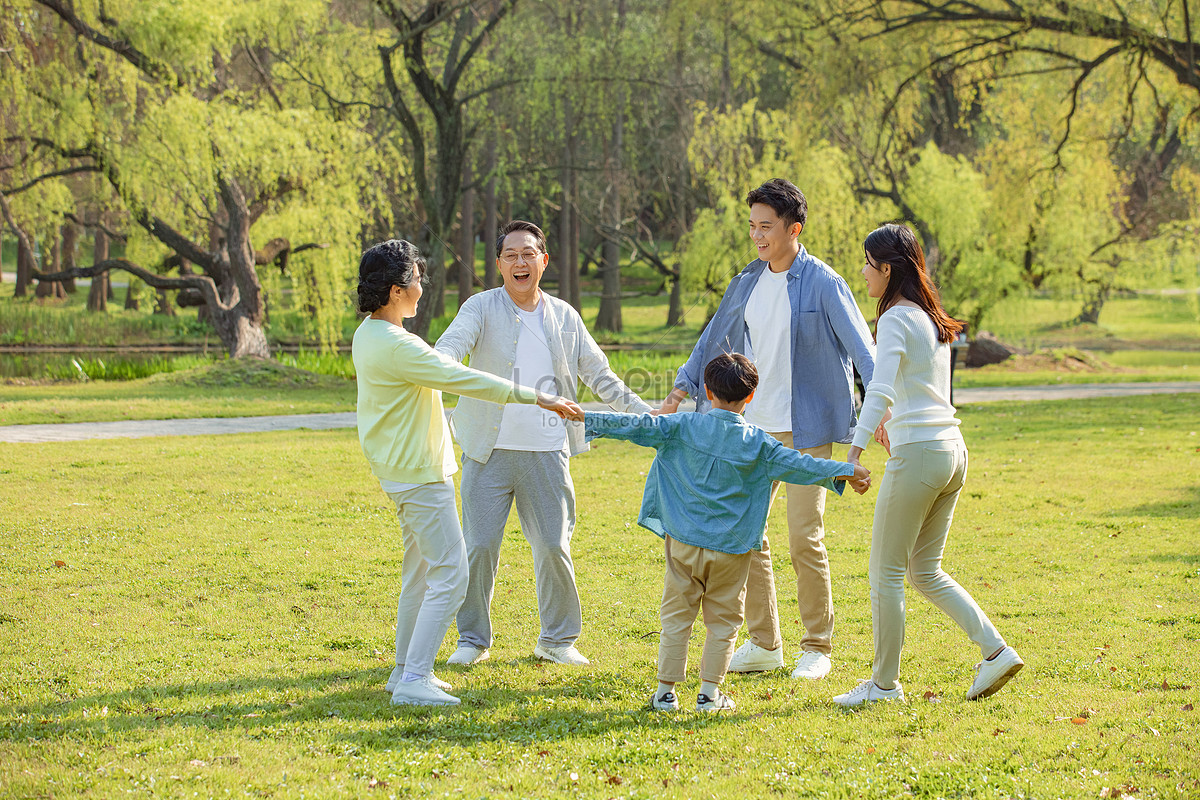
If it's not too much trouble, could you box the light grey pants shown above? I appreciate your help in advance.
[869,437,1006,689]
[387,479,469,677]
[456,449,582,650]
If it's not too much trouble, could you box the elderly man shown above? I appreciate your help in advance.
[435,220,652,666]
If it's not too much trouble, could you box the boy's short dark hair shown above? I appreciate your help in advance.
[746,178,808,230]
[497,220,547,256]
[704,353,758,404]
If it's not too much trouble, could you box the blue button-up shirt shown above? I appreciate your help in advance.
[584,409,853,555]
[674,248,876,448]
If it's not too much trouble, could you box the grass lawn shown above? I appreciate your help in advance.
[2,394,1197,798]
[0,360,356,426]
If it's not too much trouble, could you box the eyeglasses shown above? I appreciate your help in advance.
[500,250,543,265]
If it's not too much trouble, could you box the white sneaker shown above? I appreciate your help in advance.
[390,676,461,706]
[651,690,679,712]
[447,645,490,666]
[791,651,832,680]
[833,678,904,708]
[385,666,451,694]
[695,689,736,712]
[967,646,1024,700]
[533,644,590,665]
[727,641,785,673]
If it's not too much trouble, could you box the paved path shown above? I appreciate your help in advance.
[2,382,1198,444]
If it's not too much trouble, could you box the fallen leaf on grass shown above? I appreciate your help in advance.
[54,560,66,568]
[923,690,941,702]
[605,772,623,785]
[866,747,876,754]
[367,778,387,789]
[1182,703,1193,711]
[1071,717,1088,725]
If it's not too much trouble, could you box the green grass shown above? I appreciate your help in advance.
[1,394,1197,798]
[0,360,355,425]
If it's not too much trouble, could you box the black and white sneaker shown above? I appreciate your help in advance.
[695,689,735,713]
[651,690,680,711]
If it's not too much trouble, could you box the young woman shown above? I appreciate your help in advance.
[352,240,579,707]
[834,224,1022,707]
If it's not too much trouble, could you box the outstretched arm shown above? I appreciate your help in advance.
[583,410,672,448]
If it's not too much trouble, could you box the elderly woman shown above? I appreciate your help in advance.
[834,224,1023,707]
[352,239,578,707]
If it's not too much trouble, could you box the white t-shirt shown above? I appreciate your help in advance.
[493,301,568,452]
[743,267,793,432]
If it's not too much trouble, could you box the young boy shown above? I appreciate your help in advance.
[579,354,870,712]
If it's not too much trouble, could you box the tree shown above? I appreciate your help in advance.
[371,0,518,338]
[2,0,376,355]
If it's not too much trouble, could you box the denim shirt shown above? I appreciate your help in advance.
[584,409,852,555]
[674,248,876,448]
[435,288,653,463]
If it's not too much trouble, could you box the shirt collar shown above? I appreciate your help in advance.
[708,408,745,422]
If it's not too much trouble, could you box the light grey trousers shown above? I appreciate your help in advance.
[456,449,582,650]
[869,437,1006,689]
[387,479,468,677]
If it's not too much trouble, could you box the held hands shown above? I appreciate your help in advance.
[846,462,872,495]
[537,393,585,422]
[656,389,687,416]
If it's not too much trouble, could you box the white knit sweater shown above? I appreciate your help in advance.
[852,305,961,449]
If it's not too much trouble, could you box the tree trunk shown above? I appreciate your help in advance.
[87,229,109,311]
[458,161,475,309]
[15,237,32,297]
[1073,288,1108,326]
[596,106,625,332]
[569,199,581,310]
[667,274,683,328]
[408,235,447,340]
[483,137,498,290]
[124,277,140,309]
[61,223,78,293]
[35,237,65,298]
[558,98,576,309]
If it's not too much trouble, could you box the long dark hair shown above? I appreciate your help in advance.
[356,239,426,313]
[863,224,962,344]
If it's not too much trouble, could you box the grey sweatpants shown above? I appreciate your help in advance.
[456,449,582,650]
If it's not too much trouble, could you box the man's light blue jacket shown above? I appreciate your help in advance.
[674,248,876,448]
[584,409,854,555]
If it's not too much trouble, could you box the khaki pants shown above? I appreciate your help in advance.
[658,536,752,684]
[869,438,1005,689]
[742,434,834,656]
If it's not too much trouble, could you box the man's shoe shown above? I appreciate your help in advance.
[833,678,905,708]
[695,689,736,712]
[791,651,832,680]
[533,644,591,665]
[390,676,461,707]
[967,646,1024,700]
[727,641,785,673]
[651,690,680,712]
[447,645,490,666]
[385,665,451,693]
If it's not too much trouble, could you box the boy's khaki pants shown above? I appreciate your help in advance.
[658,536,752,684]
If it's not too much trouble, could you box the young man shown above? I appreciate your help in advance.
[659,179,876,680]
[581,354,870,713]
[434,220,653,667]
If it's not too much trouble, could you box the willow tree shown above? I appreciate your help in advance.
[858,0,1200,323]
[1,0,377,356]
